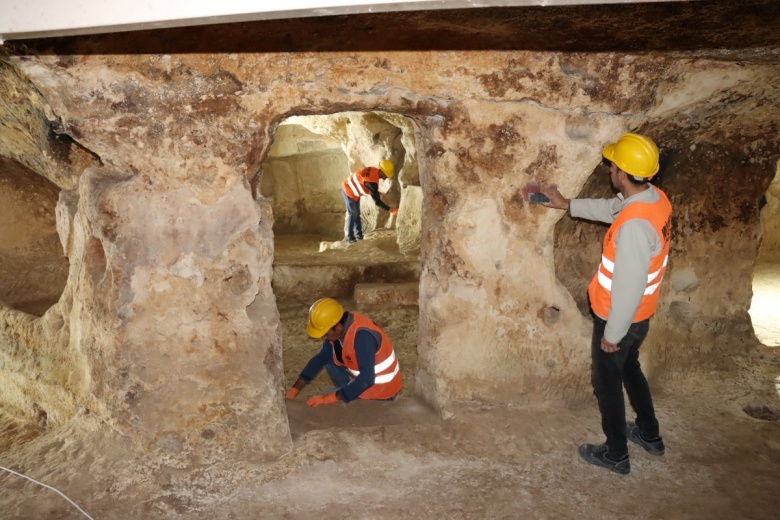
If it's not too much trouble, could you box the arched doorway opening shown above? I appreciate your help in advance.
[259,111,426,430]
[749,160,780,347]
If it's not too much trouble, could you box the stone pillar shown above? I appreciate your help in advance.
[76,166,290,466]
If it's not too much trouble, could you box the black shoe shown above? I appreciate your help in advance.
[626,422,665,456]
[578,443,630,474]
[346,238,356,245]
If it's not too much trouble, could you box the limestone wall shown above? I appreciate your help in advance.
[262,123,348,237]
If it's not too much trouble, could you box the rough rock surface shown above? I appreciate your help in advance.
[0,1,779,518]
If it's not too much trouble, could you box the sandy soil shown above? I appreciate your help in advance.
[1,233,779,519]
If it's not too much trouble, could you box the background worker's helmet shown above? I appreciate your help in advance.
[306,298,344,338]
[602,133,659,178]
[379,160,395,178]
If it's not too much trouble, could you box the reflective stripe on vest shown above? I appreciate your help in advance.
[596,253,669,295]
[346,172,368,198]
[343,167,380,200]
[336,312,402,400]
[587,187,672,322]
[347,351,399,383]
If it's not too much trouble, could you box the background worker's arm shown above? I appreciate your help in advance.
[364,182,391,211]
[338,330,379,403]
[286,343,332,398]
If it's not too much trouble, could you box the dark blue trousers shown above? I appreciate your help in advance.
[591,315,659,458]
[325,362,352,388]
[342,190,363,241]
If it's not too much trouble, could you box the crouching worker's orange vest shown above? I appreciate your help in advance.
[336,313,401,400]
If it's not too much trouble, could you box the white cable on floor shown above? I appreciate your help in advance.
[0,464,96,520]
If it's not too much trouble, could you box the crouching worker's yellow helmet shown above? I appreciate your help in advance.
[602,133,659,179]
[306,298,344,338]
[379,160,395,178]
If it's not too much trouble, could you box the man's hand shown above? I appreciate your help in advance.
[540,186,570,211]
[306,393,341,407]
[389,208,399,216]
[600,337,620,353]
[285,387,300,399]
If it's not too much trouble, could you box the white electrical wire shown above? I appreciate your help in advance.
[0,465,96,520]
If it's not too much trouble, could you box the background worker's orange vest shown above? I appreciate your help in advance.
[335,313,401,400]
[342,167,381,201]
[588,188,672,322]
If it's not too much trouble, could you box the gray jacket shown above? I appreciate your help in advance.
[570,185,664,343]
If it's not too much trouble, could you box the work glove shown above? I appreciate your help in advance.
[285,387,300,399]
[389,208,398,216]
[306,393,340,407]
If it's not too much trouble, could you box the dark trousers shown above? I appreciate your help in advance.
[591,315,659,459]
[342,190,363,241]
[325,362,352,388]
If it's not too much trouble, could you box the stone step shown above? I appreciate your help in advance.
[354,281,419,307]
[273,262,419,303]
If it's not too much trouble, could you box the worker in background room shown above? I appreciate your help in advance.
[285,298,402,406]
[342,160,399,244]
[540,133,672,475]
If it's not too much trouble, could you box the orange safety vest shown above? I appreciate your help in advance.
[588,187,672,322]
[342,167,381,201]
[334,312,402,400]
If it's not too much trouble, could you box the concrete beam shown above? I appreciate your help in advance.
[0,0,693,42]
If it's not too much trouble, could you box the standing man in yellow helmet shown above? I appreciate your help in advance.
[541,133,672,474]
[285,298,402,406]
[341,160,399,244]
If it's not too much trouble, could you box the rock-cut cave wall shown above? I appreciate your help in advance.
[1,0,779,469]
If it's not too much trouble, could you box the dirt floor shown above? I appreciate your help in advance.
[1,232,779,519]
[1,353,779,520]
[273,229,414,267]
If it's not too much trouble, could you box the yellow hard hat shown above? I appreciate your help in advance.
[306,298,344,338]
[379,160,395,178]
[602,133,659,178]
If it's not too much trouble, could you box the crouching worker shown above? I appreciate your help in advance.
[285,298,402,407]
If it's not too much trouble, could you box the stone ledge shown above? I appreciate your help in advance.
[354,282,419,307]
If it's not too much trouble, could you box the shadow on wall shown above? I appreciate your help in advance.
[0,157,68,316]
[553,158,612,318]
